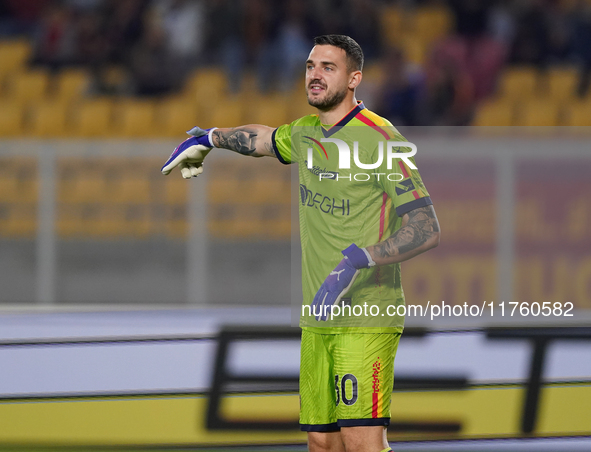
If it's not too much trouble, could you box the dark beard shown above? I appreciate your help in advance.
[307,87,348,111]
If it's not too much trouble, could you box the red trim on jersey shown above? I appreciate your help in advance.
[354,112,391,140]
[378,192,388,241]
[372,392,379,418]
[397,160,410,178]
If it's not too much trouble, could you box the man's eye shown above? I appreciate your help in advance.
[325,67,333,71]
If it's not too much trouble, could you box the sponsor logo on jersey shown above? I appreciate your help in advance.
[299,184,350,216]
[304,160,339,179]
[395,178,416,195]
[372,357,382,418]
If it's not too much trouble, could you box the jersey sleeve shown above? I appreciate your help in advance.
[271,121,295,165]
[376,138,432,217]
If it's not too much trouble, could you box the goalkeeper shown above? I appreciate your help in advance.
[162,35,440,452]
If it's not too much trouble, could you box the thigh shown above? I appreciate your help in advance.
[300,330,339,431]
[333,333,401,427]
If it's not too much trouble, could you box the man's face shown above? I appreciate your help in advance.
[305,45,351,111]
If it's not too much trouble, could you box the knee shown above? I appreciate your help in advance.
[308,432,345,452]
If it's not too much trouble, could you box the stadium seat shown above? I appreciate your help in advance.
[29,101,69,137]
[163,177,189,205]
[209,98,244,127]
[248,94,289,127]
[413,7,454,44]
[472,99,515,126]
[497,67,539,101]
[54,68,90,104]
[399,35,429,66]
[543,67,580,102]
[115,100,157,137]
[249,179,290,204]
[0,158,38,203]
[72,99,113,137]
[0,203,36,237]
[380,5,406,47]
[157,97,201,137]
[4,69,50,103]
[0,101,25,136]
[108,177,152,204]
[208,178,244,204]
[288,88,315,120]
[58,174,108,204]
[184,67,228,104]
[165,204,188,238]
[564,102,591,127]
[0,40,32,80]
[514,100,561,127]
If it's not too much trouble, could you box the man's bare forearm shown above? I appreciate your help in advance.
[367,205,440,266]
[211,125,275,157]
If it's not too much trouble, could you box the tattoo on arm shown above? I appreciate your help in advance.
[213,128,258,155]
[372,206,440,260]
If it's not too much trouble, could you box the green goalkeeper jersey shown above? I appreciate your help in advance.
[271,102,432,333]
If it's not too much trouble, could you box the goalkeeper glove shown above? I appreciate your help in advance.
[311,244,376,321]
[161,126,217,179]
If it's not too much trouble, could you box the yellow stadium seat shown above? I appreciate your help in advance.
[115,100,157,137]
[413,7,454,43]
[157,97,201,137]
[564,102,591,126]
[399,35,429,66]
[0,101,24,136]
[249,179,290,204]
[208,178,245,204]
[4,69,50,103]
[72,99,113,137]
[163,177,189,205]
[209,98,244,127]
[58,175,108,203]
[498,67,539,101]
[514,100,561,126]
[248,94,289,127]
[184,67,228,104]
[544,67,580,102]
[0,40,32,79]
[108,177,152,204]
[0,204,36,237]
[165,204,188,238]
[29,101,69,137]
[381,6,406,46]
[472,99,515,126]
[54,68,90,104]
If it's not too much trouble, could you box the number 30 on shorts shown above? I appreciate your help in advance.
[334,374,358,406]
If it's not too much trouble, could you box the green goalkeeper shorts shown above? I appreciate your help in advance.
[299,329,401,431]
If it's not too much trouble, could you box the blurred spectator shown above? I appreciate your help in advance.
[488,0,516,47]
[570,0,591,96]
[509,0,551,67]
[128,23,175,95]
[270,0,321,92]
[206,0,245,92]
[375,47,425,126]
[431,0,505,105]
[341,0,383,61]
[103,0,147,65]
[421,52,474,126]
[33,2,77,69]
[0,0,45,37]
[152,0,205,59]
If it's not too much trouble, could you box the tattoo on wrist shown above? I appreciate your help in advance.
[373,206,439,259]
[213,128,258,155]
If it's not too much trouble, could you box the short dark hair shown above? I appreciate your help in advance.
[313,35,364,73]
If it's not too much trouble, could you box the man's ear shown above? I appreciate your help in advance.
[348,70,362,89]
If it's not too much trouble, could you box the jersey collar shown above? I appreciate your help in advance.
[321,101,365,138]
